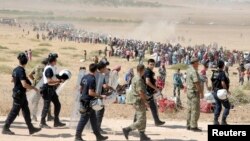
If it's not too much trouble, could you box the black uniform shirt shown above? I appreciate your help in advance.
[80,74,96,101]
[144,67,156,93]
[12,66,30,93]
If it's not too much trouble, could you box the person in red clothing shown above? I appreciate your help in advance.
[247,68,250,82]
[200,62,209,98]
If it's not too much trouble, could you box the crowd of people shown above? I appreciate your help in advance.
[1,21,249,141]
[1,49,236,141]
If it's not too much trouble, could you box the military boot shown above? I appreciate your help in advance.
[2,124,15,135]
[221,118,228,125]
[155,120,165,126]
[75,134,85,141]
[122,127,132,140]
[139,132,151,141]
[95,133,108,141]
[54,117,66,127]
[28,124,41,135]
[213,118,220,125]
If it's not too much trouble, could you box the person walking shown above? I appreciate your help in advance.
[123,64,151,141]
[144,59,165,126]
[75,64,108,141]
[2,53,41,135]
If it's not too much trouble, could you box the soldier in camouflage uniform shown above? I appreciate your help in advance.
[28,58,53,122]
[123,64,151,141]
[186,57,202,132]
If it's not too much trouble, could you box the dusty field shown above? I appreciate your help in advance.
[0,0,250,140]
[0,116,210,141]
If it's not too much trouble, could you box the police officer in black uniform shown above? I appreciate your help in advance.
[211,60,231,125]
[40,53,66,128]
[2,52,41,135]
[75,63,108,141]
[144,59,165,126]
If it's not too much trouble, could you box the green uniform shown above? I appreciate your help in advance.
[30,64,45,118]
[127,75,147,132]
[31,64,45,86]
[186,65,200,128]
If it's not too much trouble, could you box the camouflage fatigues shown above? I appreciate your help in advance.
[31,64,45,86]
[127,75,147,132]
[186,65,200,128]
[30,64,45,117]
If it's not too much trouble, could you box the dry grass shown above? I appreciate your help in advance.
[8,42,19,45]
[230,88,250,105]
[32,48,50,57]
[0,45,8,50]
[8,50,22,55]
[0,57,11,62]
[61,46,77,50]
[38,42,52,47]
[1,1,250,123]
[30,38,40,42]
[0,65,13,74]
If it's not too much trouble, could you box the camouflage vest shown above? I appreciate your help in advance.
[126,75,145,105]
[33,64,45,85]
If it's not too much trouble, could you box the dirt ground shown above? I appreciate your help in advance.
[0,116,209,141]
[0,0,250,141]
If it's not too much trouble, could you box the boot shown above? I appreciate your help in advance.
[190,127,202,132]
[95,134,108,141]
[2,124,15,135]
[139,132,151,141]
[213,118,220,125]
[100,128,108,134]
[122,127,132,140]
[155,120,165,126]
[75,134,85,141]
[221,118,228,125]
[28,125,41,135]
[54,117,66,127]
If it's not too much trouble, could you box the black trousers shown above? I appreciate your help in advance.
[41,87,61,123]
[76,107,100,137]
[5,91,32,129]
[148,98,160,123]
[96,106,105,130]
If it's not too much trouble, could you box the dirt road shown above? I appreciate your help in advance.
[0,116,208,141]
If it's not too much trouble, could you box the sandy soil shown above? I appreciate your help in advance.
[0,116,209,141]
[0,1,250,140]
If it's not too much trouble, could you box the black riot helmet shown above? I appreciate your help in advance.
[17,52,28,65]
[48,53,58,63]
